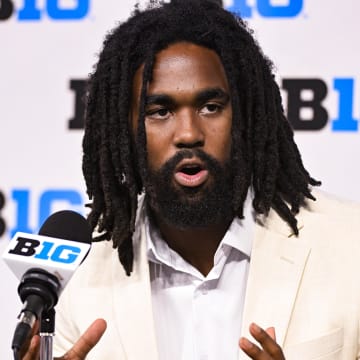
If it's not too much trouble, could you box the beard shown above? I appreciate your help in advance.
[144,149,235,229]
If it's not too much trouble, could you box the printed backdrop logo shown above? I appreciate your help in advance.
[283,78,359,131]
[0,188,85,240]
[0,0,90,21]
[225,0,303,18]
[0,191,5,237]
[67,77,359,132]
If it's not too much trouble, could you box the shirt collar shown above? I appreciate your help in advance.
[220,191,254,258]
[146,190,255,268]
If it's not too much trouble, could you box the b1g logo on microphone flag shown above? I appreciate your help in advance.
[2,232,91,287]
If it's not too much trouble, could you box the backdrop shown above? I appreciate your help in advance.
[1,0,359,358]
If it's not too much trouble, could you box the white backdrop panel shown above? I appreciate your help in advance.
[1,1,359,358]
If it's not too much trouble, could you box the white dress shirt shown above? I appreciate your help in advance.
[146,198,255,360]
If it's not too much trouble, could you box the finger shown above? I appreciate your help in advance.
[265,327,276,341]
[249,323,284,359]
[21,335,40,360]
[239,336,268,360]
[60,318,107,360]
[18,320,40,360]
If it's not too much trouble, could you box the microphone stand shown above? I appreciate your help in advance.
[39,308,55,360]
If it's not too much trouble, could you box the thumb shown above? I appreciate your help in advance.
[265,326,276,341]
[56,318,107,360]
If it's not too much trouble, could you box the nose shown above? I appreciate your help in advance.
[173,109,205,149]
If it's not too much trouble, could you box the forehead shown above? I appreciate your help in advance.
[132,42,230,100]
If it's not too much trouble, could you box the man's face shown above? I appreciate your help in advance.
[131,42,234,227]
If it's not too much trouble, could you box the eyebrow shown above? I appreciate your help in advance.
[195,88,230,105]
[145,87,230,107]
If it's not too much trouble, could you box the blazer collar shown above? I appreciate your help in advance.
[110,196,311,360]
[239,209,310,360]
[111,199,159,360]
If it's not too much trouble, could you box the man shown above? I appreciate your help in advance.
[21,0,360,359]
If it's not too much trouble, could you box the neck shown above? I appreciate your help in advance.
[152,215,232,276]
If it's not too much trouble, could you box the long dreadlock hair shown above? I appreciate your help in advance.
[82,0,320,275]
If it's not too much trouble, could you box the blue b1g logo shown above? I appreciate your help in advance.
[0,188,85,239]
[0,0,90,21]
[226,0,303,18]
[11,189,84,237]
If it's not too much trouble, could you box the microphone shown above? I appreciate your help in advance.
[2,210,92,353]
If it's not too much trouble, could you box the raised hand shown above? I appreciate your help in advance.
[19,318,107,360]
[239,323,285,360]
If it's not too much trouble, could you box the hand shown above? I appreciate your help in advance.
[19,320,40,360]
[239,323,285,360]
[20,318,107,360]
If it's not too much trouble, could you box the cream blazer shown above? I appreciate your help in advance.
[53,191,360,360]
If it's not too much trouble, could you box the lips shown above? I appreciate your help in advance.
[174,159,209,187]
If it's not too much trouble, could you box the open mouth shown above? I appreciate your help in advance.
[180,164,203,175]
[174,162,209,187]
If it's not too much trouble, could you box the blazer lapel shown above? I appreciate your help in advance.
[109,197,310,360]
[239,212,310,360]
[111,213,159,360]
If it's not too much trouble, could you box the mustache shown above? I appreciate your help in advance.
[144,148,235,228]
[157,149,223,176]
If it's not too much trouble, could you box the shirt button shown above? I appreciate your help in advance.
[200,283,209,295]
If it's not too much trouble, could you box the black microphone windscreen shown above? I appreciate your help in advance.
[38,210,92,245]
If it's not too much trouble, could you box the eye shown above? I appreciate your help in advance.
[157,108,170,117]
[146,107,171,120]
[200,103,223,115]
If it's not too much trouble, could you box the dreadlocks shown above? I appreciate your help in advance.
[82,0,320,275]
